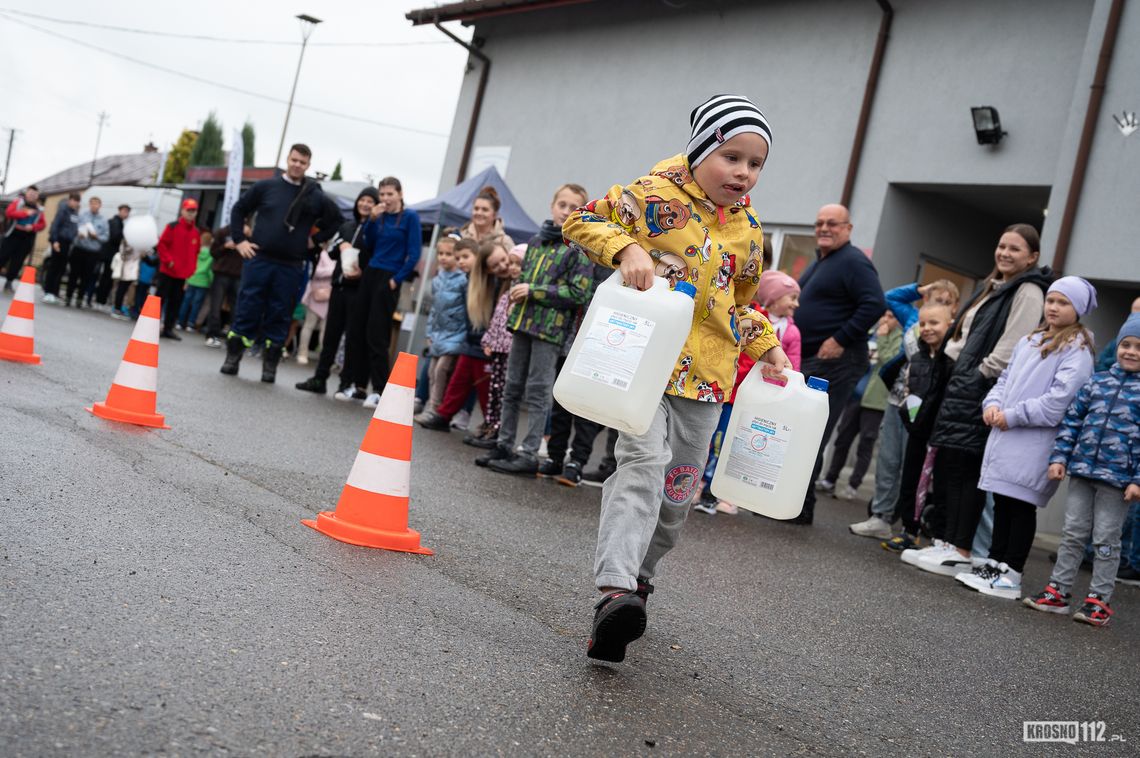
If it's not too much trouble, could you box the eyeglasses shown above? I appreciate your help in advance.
[814,219,849,229]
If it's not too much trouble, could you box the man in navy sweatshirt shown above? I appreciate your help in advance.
[793,203,886,524]
[222,143,340,383]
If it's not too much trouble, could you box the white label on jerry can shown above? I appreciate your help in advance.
[724,415,792,491]
[570,307,655,391]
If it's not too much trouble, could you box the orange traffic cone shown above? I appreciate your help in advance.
[0,266,42,364]
[303,352,432,554]
[86,294,170,429]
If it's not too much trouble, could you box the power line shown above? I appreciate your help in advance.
[0,12,449,139]
[0,8,450,47]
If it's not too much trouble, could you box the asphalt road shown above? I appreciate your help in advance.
[2,294,1137,757]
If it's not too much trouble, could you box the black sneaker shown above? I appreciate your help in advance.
[295,376,328,394]
[556,461,583,487]
[587,590,647,663]
[160,330,182,341]
[475,445,511,468]
[416,412,451,432]
[1116,565,1140,587]
[635,577,654,603]
[463,429,499,449]
[1022,581,1071,614]
[488,453,539,476]
[581,463,615,488]
[536,458,563,478]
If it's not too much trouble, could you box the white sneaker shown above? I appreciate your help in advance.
[901,539,948,567]
[451,409,471,431]
[296,354,309,365]
[916,544,973,577]
[42,293,58,305]
[362,393,381,409]
[956,559,1000,591]
[849,516,893,539]
[836,484,859,501]
[815,479,836,493]
[715,500,739,515]
[977,563,1022,600]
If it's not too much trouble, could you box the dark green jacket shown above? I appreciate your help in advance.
[507,225,594,346]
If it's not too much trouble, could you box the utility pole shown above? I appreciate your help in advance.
[1,127,18,196]
[89,111,109,188]
[274,14,322,167]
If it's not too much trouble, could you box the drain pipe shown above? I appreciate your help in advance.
[435,20,490,184]
[1051,0,1123,275]
[841,0,893,209]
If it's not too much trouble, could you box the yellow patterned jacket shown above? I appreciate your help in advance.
[563,154,779,403]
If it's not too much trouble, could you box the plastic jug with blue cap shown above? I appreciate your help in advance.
[710,369,830,519]
[553,271,696,435]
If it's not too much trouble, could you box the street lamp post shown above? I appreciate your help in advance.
[274,13,322,168]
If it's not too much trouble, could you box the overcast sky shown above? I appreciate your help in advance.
[0,1,468,201]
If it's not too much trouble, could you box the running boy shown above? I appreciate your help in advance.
[562,94,791,662]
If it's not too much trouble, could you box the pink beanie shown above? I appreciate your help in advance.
[755,270,800,307]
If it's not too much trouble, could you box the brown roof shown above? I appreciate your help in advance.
[30,152,165,196]
[406,0,595,25]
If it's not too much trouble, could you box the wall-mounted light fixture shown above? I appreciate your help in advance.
[971,106,1006,145]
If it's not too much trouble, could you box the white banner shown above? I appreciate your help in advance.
[221,127,244,234]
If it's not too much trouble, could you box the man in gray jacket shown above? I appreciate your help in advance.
[67,196,109,308]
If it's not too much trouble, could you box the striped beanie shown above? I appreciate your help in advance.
[686,94,773,170]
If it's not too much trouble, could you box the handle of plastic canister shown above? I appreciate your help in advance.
[758,367,805,392]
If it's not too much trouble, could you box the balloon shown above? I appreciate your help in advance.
[123,215,159,251]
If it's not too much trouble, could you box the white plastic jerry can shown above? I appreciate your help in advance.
[710,370,830,519]
[553,271,696,435]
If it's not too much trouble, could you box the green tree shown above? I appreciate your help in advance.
[330,160,343,181]
[188,111,225,166]
[241,121,256,166]
[163,129,199,183]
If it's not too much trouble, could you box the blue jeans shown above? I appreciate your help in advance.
[702,401,734,488]
[177,284,208,328]
[870,407,907,520]
[231,256,304,346]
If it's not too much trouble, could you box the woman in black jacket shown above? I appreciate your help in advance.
[295,186,380,397]
[910,224,1052,575]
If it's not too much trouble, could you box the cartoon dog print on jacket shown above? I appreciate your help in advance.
[652,251,689,288]
[672,355,693,395]
[613,189,642,230]
[644,196,692,237]
[654,164,693,189]
[696,380,725,403]
[740,240,763,282]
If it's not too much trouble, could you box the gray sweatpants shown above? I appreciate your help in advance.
[1050,476,1130,601]
[497,332,560,456]
[595,395,722,591]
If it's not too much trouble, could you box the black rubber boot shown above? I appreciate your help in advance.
[261,342,283,383]
[220,335,244,375]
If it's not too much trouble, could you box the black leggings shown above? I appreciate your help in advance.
[987,494,1037,572]
[894,423,932,535]
[154,274,186,334]
[113,280,133,311]
[66,250,99,304]
[934,448,986,551]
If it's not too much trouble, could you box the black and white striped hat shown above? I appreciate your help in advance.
[686,94,772,169]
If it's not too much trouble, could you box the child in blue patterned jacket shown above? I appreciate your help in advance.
[1023,314,1140,626]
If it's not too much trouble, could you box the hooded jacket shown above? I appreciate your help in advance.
[507,220,594,346]
[1049,365,1140,491]
[978,331,1095,506]
[562,154,780,403]
[48,200,78,244]
[426,268,469,357]
[157,217,202,279]
[326,187,380,288]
